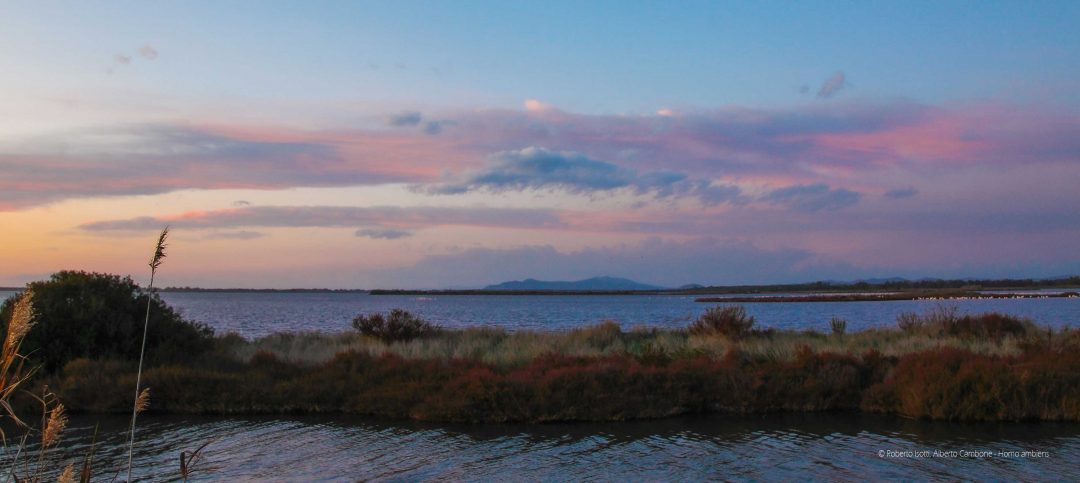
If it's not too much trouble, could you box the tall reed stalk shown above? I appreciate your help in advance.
[127,226,168,482]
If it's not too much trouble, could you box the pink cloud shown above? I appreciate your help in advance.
[810,110,986,162]
[2,100,1077,214]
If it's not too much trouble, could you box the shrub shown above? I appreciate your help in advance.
[352,309,440,343]
[945,312,1032,339]
[829,317,847,337]
[922,304,959,328]
[896,311,922,332]
[570,320,622,348]
[1020,326,1080,354]
[689,305,755,339]
[0,271,214,373]
[864,348,1019,420]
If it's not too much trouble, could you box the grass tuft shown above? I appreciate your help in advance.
[829,317,847,337]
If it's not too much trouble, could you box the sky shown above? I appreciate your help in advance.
[2,1,1079,288]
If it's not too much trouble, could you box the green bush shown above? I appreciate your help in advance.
[689,305,755,339]
[352,309,440,343]
[0,271,214,373]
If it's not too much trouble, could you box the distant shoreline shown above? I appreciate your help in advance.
[697,290,1080,303]
[4,276,1079,296]
[368,289,672,296]
[160,287,370,294]
[372,278,1080,296]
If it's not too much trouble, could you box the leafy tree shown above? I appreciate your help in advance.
[0,271,213,373]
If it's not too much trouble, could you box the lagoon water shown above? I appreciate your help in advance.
[2,289,1078,480]
[152,290,1078,338]
[2,289,1075,338]
[48,413,1080,481]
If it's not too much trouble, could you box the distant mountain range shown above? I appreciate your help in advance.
[484,276,663,291]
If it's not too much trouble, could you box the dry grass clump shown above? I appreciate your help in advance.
[235,322,697,367]
[230,305,1039,368]
[227,331,369,366]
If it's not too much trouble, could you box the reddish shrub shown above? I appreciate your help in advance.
[946,312,1031,339]
[863,346,1080,421]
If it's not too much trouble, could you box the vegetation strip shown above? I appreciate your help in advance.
[696,291,1080,303]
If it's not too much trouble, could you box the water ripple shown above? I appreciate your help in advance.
[38,413,1072,481]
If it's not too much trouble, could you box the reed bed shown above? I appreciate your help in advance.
[229,318,1030,368]
[50,323,1080,423]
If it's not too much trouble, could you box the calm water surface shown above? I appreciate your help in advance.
[2,290,1075,338]
[27,413,1078,482]
[149,290,1078,338]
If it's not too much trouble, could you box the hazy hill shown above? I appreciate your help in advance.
[484,276,663,291]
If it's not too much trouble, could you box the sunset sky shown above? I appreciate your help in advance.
[2,1,1079,288]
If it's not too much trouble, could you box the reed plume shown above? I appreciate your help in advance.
[4,289,34,350]
[57,463,75,483]
[134,387,150,414]
[0,289,36,435]
[127,226,168,482]
[42,403,66,449]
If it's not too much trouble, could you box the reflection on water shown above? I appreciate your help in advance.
[27,413,1080,481]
